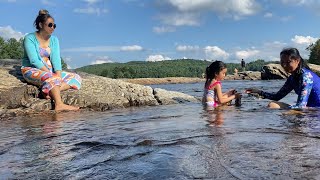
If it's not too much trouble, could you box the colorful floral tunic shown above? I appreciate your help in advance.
[21,47,81,96]
[261,68,320,109]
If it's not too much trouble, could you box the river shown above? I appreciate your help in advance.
[1,80,320,179]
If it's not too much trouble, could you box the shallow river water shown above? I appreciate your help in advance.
[1,80,320,179]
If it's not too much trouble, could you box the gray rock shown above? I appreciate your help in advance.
[225,71,261,80]
[261,63,320,80]
[261,64,289,80]
[153,88,198,105]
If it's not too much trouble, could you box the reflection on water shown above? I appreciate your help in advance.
[1,80,320,179]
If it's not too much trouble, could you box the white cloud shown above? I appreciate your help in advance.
[41,0,55,6]
[63,45,143,53]
[264,12,273,18]
[176,45,200,51]
[146,54,172,62]
[281,0,320,15]
[74,0,108,15]
[204,46,229,60]
[120,45,143,51]
[67,64,72,69]
[83,0,100,4]
[280,15,292,22]
[0,26,24,40]
[281,0,309,5]
[73,7,108,15]
[62,46,119,52]
[91,56,114,64]
[64,57,72,62]
[91,60,113,64]
[158,0,261,24]
[291,35,318,45]
[158,13,201,26]
[235,49,260,59]
[153,26,176,33]
[166,0,260,15]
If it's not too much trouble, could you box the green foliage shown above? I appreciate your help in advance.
[76,59,273,79]
[307,39,320,65]
[0,37,24,59]
[61,57,68,70]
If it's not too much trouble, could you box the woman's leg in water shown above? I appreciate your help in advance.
[268,101,290,109]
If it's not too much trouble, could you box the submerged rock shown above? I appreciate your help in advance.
[0,59,199,118]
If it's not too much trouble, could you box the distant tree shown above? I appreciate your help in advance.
[61,57,68,70]
[307,39,320,65]
[0,37,5,58]
[0,37,24,59]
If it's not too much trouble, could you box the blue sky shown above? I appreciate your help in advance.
[0,0,319,68]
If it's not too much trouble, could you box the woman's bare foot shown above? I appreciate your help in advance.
[41,92,51,99]
[55,103,80,112]
[45,94,51,99]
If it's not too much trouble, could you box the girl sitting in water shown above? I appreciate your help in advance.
[203,61,241,108]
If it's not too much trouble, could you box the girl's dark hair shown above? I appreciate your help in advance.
[204,60,227,88]
[34,9,53,30]
[280,47,310,83]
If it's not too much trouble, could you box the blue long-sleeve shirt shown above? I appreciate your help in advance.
[22,32,62,72]
[261,68,320,109]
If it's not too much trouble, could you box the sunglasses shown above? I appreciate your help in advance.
[47,23,57,29]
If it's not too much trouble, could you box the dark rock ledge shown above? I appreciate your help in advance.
[0,59,198,119]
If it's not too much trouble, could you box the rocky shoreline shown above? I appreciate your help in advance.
[0,59,199,119]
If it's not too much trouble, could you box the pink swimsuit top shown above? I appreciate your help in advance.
[205,81,221,107]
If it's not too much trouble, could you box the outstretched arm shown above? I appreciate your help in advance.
[258,77,294,101]
[246,77,293,100]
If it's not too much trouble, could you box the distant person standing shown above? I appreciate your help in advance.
[241,59,246,71]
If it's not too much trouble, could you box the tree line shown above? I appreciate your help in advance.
[76,59,276,79]
[0,37,24,59]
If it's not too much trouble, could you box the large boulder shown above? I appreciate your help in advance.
[225,71,261,80]
[261,63,320,80]
[0,59,199,118]
[261,64,289,80]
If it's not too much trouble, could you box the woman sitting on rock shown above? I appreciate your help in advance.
[21,9,81,112]
[246,48,320,109]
